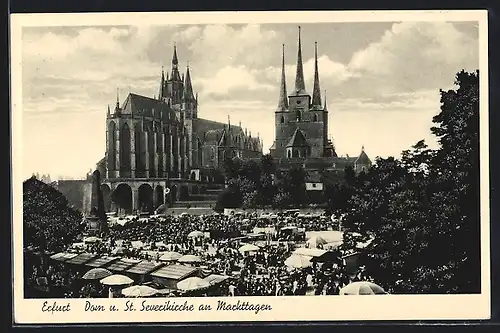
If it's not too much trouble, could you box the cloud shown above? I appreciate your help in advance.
[174,26,202,41]
[188,24,280,76]
[346,21,478,96]
[195,65,276,97]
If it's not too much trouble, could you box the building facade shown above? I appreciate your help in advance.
[97,46,262,215]
[269,27,372,189]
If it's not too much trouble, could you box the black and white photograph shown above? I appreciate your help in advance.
[11,10,490,323]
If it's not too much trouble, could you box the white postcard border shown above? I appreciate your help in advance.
[10,10,491,324]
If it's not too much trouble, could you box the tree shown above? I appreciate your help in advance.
[281,166,307,208]
[342,70,480,294]
[424,69,480,293]
[23,177,84,253]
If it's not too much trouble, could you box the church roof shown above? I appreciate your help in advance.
[355,149,371,165]
[286,128,309,148]
[121,93,174,120]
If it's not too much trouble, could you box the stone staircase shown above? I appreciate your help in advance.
[165,184,224,216]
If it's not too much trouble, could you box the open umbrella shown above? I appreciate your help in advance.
[238,244,260,253]
[306,235,328,248]
[82,268,112,280]
[284,254,312,269]
[111,247,127,255]
[159,251,182,262]
[177,277,210,291]
[84,236,102,244]
[178,254,202,263]
[187,231,204,238]
[122,285,158,297]
[100,274,134,286]
[340,281,386,295]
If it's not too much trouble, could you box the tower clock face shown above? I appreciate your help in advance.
[297,100,302,104]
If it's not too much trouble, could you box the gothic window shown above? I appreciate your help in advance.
[120,123,131,172]
[293,149,299,158]
[134,123,144,174]
[107,121,116,170]
[280,115,284,123]
[232,151,236,158]
[296,110,301,122]
[287,150,291,158]
[313,114,318,122]
[211,147,215,160]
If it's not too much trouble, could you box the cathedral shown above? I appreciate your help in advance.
[94,46,263,215]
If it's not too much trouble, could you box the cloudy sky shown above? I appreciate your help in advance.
[20,20,479,179]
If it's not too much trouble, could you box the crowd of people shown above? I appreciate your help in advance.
[25,211,371,298]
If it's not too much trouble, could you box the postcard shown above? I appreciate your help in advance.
[11,9,490,324]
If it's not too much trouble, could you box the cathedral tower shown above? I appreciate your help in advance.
[271,27,330,159]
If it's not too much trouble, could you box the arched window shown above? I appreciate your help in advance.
[313,114,318,122]
[287,150,291,158]
[134,123,144,176]
[120,123,131,172]
[280,115,285,123]
[107,121,116,170]
[296,110,301,122]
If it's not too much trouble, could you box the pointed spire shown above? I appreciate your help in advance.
[115,88,120,109]
[239,121,242,128]
[170,44,181,81]
[159,66,165,98]
[172,43,178,65]
[107,105,110,117]
[323,90,328,111]
[361,145,365,152]
[228,115,231,129]
[277,44,289,111]
[294,26,307,95]
[312,41,322,107]
[183,64,194,101]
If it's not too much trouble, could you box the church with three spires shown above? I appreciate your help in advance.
[269,27,372,188]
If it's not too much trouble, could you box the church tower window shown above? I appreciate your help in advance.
[313,114,318,122]
[280,115,285,123]
[296,110,301,122]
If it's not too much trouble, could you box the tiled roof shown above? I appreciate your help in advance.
[126,260,165,275]
[107,258,142,272]
[66,253,98,265]
[85,256,120,268]
[151,264,198,280]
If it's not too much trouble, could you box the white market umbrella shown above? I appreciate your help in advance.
[82,268,112,280]
[111,247,127,255]
[122,285,158,297]
[177,277,210,291]
[284,255,312,269]
[306,235,328,248]
[239,244,260,253]
[178,254,202,263]
[84,236,102,244]
[159,251,183,262]
[187,231,204,238]
[100,274,134,286]
[340,281,386,295]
